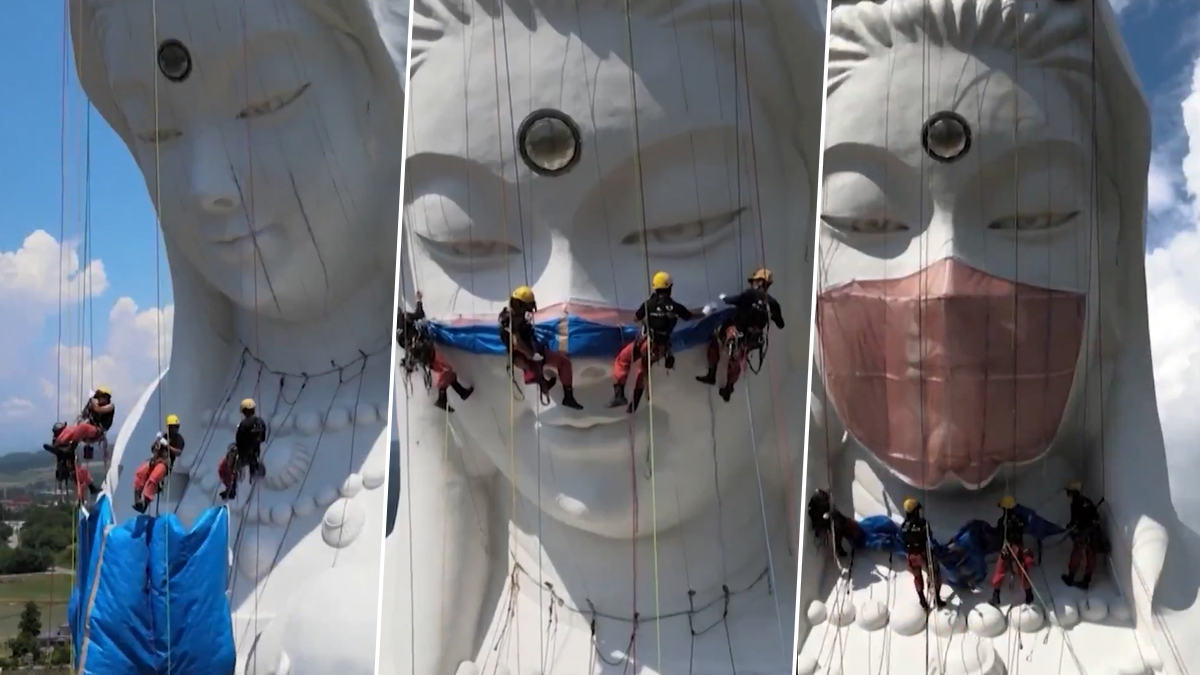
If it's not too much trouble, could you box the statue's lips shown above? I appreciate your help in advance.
[816,258,1085,488]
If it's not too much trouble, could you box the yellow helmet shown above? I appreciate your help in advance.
[94,386,111,396]
[165,414,180,426]
[902,497,919,514]
[240,398,256,411]
[999,495,1016,509]
[651,271,673,290]
[749,268,774,285]
[1065,480,1082,492]
[511,285,535,304]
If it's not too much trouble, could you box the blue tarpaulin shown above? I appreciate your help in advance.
[424,309,733,357]
[851,505,1066,587]
[69,496,235,675]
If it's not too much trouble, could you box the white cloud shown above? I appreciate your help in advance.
[1148,55,1200,525]
[0,232,170,442]
[0,230,107,307]
[0,398,34,421]
[40,297,174,424]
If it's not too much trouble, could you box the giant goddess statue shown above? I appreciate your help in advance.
[797,1,1200,673]
[381,0,825,673]
[71,0,409,672]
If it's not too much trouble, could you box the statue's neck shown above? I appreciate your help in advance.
[502,464,793,621]
[231,278,393,374]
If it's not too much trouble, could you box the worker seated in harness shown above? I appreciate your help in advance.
[133,414,185,513]
[46,387,115,458]
[219,398,267,501]
[398,291,474,412]
[696,269,784,401]
[608,271,695,413]
[901,498,946,612]
[1062,480,1103,590]
[42,422,98,503]
[806,488,863,558]
[217,444,242,500]
[990,495,1035,606]
[498,286,582,409]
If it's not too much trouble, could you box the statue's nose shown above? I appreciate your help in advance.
[188,131,241,216]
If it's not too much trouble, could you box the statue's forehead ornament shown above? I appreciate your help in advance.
[517,109,583,177]
[921,110,971,164]
[156,39,193,83]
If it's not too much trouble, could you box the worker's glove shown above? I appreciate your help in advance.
[702,303,716,316]
[718,293,727,301]
[414,319,430,333]
[523,311,534,323]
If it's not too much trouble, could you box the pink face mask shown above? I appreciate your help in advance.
[816,258,1085,488]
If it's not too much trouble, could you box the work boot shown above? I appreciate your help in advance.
[1061,573,1075,587]
[936,596,947,609]
[434,390,455,413]
[627,388,645,414]
[607,384,629,409]
[133,500,148,514]
[664,354,675,370]
[451,381,474,401]
[989,589,1001,607]
[88,483,99,496]
[1024,588,1034,605]
[719,384,734,402]
[695,368,717,386]
[561,387,583,410]
[539,375,558,394]
[1077,573,1092,591]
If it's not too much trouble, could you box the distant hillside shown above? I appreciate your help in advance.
[0,451,55,488]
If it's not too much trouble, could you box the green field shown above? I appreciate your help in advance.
[0,573,73,639]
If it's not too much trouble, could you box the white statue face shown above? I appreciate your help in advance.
[98,0,394,320]
[816,44,1119,489]
[405,10,810,537]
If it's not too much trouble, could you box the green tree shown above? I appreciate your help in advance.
[8,601,42,662]
[18,600,41,638]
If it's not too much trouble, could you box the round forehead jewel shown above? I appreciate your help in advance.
[518,109,582,177]
[157,39,193,83]
[921,111,972,164]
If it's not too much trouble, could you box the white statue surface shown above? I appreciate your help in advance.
[797,1,1200,674]
[383,0,825,673]
[70,1,409,673]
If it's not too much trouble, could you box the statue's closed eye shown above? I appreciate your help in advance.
[620,207,745,257]
[987,211,1080,232]
[822,215,909,234]
[418,234,521,269]
[237,83,312,120]
[137,128,184,144]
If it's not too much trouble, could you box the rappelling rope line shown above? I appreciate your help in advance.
[172,354,249,508]
[330,356,370,568]
[619,2,664,670]
[145,2,177,670]
[740,388,787,660]
[232,373,347,649]
[484,7,526,670]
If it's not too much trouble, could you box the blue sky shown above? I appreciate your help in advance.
[2,0,1200,474]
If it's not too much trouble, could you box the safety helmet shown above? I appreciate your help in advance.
[165,414,180,427]
[902,497,919,514]
[1065,480,1082,493]
[511,285,535,304]
[94,386,112,396]
[998,495,1016,509]
[240,398,256,412]
[748,268,773,285]
[651,271,673,291]
[52,421,66,436]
